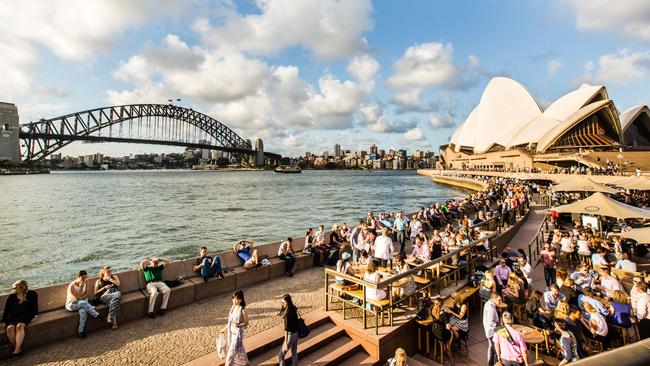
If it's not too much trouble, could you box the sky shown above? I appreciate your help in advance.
[2,0,650,158]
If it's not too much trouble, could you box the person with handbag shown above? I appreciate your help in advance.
[221,290,249,366]
[493,311,529,366]
[278,294,299,366]
[93,266,122,330]
[2,280,38,356]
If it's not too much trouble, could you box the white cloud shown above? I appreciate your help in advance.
[387,42,480,92]
[0,0,190,61]
[198,0,373,59]
[360,104,417,133]
[566,0,650,42]
[583,50,650,85]
[429,114,454,129]
[0,39,38,100]
[547,59,562,76]
[392,90,423,111]
[346,55,380,91]
[403,126,425,141]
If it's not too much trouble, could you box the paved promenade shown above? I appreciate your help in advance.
[417,169,645,183]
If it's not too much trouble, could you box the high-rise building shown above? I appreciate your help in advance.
[334,144,341,157]
[369,144,378,155]
[0,103,21,161]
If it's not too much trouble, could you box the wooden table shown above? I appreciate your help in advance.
[512,324,545,359]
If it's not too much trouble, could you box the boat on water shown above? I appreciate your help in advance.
[274,165,302,173]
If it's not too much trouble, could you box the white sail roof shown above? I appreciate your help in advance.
[619,105,649,132]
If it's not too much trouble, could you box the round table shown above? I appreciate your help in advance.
[512,324,545,359]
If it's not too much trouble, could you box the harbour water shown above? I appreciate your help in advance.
[0,170,468,292]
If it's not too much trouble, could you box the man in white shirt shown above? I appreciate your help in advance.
[518,257,533,287]
[278,237,296,277]
[632,281,650,339]
[614,253,637,272]
[408,215,423,242]
[410,236,430,262]
[373,227,394,268]
[599,267,624,296]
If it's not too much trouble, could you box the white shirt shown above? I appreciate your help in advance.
[615,259,637,272]
[373,235,395,260]
[577,240,590,254]
[520,262,533,286]
[411,243,430,260]
[560,238,574,253]
[409,221,423,239]
[478,231,490,250]
[278,241,292,256]
[635,292,650,320]
[590,312,608,336]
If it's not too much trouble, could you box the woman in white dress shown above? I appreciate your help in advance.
[221,290,249,366]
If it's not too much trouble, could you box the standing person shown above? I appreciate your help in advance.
[278,294,299,366]
[192,246,224,282]
[408,215,423,244]
[494,312,529,366]
[350,220,365,263]
[65,270,101,338]
[393,211,408,256]
[2,280,38,356]
[373,228,395,268]
[221,290,249,366]
[631,281,650,339]
[539,243,557,290]
[93,266,122,330]
[140,257,171,318]
[278,237,296,277]
[483,292,502,366]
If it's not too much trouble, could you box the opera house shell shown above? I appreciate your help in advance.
[442,77,650,170]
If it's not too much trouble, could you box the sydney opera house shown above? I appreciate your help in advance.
[441,77,650,171]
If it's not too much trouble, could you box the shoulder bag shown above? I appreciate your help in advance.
[297,311,310,338]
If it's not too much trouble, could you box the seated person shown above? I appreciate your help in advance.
[580,302,610,348]
[358,249,371,266]
[560,278,579,306]
[598,267,624,296]
[503,273,525,311]
[526,290,553,329]
[591,248,609,268]
[554,319,580,366]
[335,252,354,285]
[140,257,171,318]
[93,266,122,330]
[66,270,102,337]
[577,288,610,317]
[543,284,565,311]
[614,252,637,272]
[233,240,259,269]
[329,225,345,249]
[410,236,430,263]
[192,246,224,282]
[363,261,387,300]
[608,290,632,328]
[2,280,38,356]
[278,237,296,277]
[570,264,593,291]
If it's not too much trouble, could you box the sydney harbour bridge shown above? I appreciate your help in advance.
[6,103,281,165]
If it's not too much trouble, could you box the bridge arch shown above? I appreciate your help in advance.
[18,104,264,161]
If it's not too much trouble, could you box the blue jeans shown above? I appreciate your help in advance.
[279,331,299,366]
[544,267,556,288]
[200,256,223,279]
[65,299,99,333]
[279,253,296,274]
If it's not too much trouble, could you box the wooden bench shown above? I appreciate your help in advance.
[326,282,393,334]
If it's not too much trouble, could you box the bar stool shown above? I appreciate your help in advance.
[432,336,452,365]
[583,337,604,355]
[541,355,561,366]
[512,302,527,324]
[630,316,641,342]
[416,318,433,355]
[578,253,592,267]
[608,323,630,346]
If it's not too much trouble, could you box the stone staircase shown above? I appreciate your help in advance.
[183,310,377,366]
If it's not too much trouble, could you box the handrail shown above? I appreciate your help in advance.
[526,212,550,263]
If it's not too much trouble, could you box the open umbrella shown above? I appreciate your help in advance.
[552,176,619,194]
[616,227,650,243]
[617,176,650,191]
[549,192,650,219]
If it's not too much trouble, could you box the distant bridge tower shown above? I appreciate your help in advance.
[0,102,21,161]
[254,138,264,166]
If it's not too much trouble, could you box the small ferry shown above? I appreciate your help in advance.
[274,165,302,174]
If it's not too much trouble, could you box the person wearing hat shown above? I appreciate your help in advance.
[493,311,529,366]
[335,252,354,285]
[140,257,171,318]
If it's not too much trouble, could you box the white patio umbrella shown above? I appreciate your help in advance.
[549,192,650,219]
[552,176,619,194]
[616,227,650,243]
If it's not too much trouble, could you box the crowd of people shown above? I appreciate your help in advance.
[480,215,649,365]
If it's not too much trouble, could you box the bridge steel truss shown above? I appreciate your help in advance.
[19,104,280,162]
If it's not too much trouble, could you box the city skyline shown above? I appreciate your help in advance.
[2,1,650,158]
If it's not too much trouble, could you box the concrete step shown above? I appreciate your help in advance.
[250,321,344,365]
[183,309,331,366]
[337,350,376,365]
[297,335,362,365]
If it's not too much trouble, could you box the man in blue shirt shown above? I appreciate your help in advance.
[233,240,259,270]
